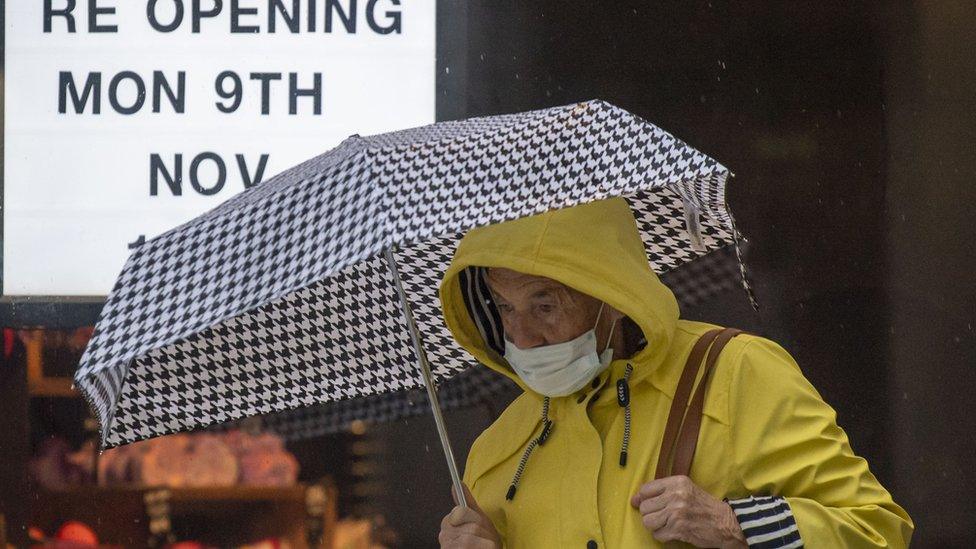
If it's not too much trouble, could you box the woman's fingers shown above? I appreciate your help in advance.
[441,484,501,548]
[444,520,497,542]
[640,507,670,532]
[639,493,668,515]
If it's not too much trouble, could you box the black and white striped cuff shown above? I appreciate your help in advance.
[727,495,803,548]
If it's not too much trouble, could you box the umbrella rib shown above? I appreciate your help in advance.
[383,247,468,509]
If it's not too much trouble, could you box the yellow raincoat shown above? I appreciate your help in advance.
[439,198,912,548]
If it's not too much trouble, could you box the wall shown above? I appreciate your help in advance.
[880,2,976,545]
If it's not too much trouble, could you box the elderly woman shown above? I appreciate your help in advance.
[435,198,911,548]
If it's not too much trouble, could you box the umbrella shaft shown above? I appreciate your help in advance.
[383,248,468,509]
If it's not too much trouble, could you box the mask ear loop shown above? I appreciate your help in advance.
[603,316,617,354]
[592,301,606,329]
[596,302,617,355]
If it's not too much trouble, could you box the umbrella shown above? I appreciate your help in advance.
[76,99,749,507]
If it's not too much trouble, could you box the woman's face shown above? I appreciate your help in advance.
[484,267,622,351]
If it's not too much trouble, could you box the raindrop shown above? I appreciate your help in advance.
[445,66,450,74]
[424,444,430,453]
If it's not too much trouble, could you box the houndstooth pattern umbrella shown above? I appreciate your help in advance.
[76,99,749,502]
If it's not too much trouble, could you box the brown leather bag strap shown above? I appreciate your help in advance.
[669,328,744,477]
[654,328,723,480]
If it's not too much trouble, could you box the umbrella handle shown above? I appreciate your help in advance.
[383,248,469,509]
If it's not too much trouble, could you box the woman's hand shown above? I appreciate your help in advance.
[439,482,502,549]
[631,475,747,548]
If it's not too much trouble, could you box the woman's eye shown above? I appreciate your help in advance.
[537,304,555,314]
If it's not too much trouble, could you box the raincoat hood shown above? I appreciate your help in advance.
[439,197,679,393]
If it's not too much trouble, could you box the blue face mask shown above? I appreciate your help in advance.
[504,302,617,397]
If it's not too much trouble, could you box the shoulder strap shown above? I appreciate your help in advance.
[655,327,745,479]
[654,328,722,479]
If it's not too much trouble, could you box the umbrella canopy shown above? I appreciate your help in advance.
[76,99,747,453]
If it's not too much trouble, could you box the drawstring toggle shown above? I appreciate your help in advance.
[617,379,630,407]
[538,419,554,445]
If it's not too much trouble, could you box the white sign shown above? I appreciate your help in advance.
[4,0,436,296]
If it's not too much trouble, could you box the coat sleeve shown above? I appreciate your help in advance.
[727,337,914,548]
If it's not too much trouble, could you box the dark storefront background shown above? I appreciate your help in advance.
[3,1,974,547]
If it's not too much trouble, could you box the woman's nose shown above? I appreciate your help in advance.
[506,313,546,349]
